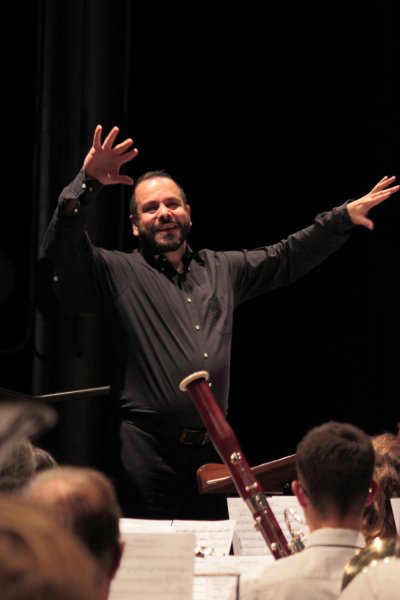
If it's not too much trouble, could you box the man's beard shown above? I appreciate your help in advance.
[138,219,191,254]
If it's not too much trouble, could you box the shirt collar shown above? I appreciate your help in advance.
[140,244,204,274]
[305,528,366,550]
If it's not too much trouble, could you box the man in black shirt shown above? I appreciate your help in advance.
[44,124,399,520]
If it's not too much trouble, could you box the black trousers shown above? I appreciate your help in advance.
[115,419,229,520]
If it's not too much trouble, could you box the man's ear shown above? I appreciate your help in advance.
[186,204,192,226]
[109,541,125,580]
[292,480,308,508]
[365,478,378,507]
[129,214,139,237]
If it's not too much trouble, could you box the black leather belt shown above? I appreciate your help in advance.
[121,411,211,446]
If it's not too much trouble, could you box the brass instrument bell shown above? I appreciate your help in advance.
[341,535,400,590]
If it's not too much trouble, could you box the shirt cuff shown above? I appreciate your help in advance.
[59,169,103,214]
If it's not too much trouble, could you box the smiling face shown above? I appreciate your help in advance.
[130,176,192,254]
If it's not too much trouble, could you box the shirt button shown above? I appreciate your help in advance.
[195,325,200,330]
[88,186,93,192]
[203,352,208,358]
[187,298,192,303]
[81,183,86,190]
[73,208,79,214]
[208,382,212,388]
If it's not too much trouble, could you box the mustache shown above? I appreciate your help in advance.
[154,222,180,233]
[157,214,177,225]
[153,216,190,232]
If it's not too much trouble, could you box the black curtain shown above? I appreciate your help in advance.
[1,1,400,467]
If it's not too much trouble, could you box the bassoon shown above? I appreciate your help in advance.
[179,370,291,559]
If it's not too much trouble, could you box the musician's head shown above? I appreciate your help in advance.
[129,171,192,255]
[292,421,376,530]
[23,466,124,600]
[0,494,98,600]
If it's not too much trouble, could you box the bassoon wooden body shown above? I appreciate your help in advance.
[179,370,291,559]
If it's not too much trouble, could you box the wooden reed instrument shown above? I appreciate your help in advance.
[179,370,291,559]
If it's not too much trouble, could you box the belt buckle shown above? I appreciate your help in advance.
[180,428,209,445]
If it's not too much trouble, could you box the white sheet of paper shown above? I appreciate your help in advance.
[193,554,273,600]
[109,532,195,600]
[227,496,308,555]
[120,518,235,556]
[390,498,400,533]
[172,519,235,556]
[193,573,238,600]
[119,517,172,533]
[194,554,274,573]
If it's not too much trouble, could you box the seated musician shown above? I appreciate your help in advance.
[238,421,377,600]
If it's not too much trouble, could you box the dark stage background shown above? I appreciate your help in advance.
[1,1,400,471]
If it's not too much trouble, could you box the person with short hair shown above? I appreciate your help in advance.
[43,124,398,520]
[23,465,124,600]
[238,421,377,600]
[0,494,98,600]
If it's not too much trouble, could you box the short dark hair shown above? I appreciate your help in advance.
[129,170,187,217]
[296,421,374,518]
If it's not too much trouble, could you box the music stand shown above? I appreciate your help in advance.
[0,385,111,468]
[197,453,296,495]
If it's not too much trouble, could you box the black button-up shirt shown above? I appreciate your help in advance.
[44,170,354,428]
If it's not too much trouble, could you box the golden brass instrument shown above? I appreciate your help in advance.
[341,535,400,590]
[283,506,307,553]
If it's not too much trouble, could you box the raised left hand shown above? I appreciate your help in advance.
[346,176,399,230]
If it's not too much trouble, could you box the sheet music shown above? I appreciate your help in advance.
[109,532,195,599]
[390,498,400,534]
[114,514,282,597]
[172,519,235,556]
[194,555,273,573]
[227,496,308,555]
[119,518,235,556]
[193,554,273,600]
[119,517,172,532]
[193,573,238,600]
